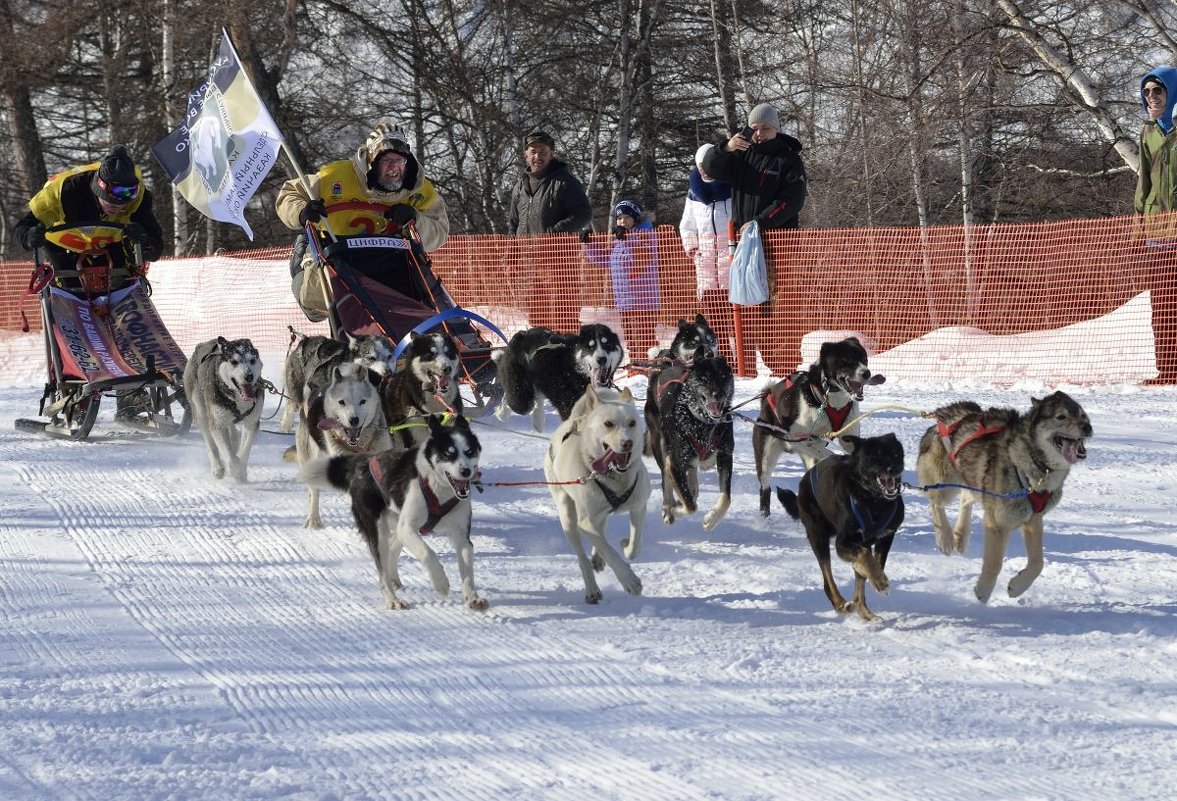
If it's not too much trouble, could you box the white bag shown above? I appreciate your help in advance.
[728,221,769,306]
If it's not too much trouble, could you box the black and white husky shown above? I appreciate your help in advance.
[296,362,391,529]
[380,332,462,449]
[300,415,487,611]
[647,313,718,365]
[493,323,624,432]
[280,332,395,433]
[183,337,265,482]
[753,337,882,517]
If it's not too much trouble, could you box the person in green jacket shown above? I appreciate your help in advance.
[1135,67,1177,384]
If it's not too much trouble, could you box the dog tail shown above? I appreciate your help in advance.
[495,346,534,414]
[282,444,297,463]
[297,454,358,492]
[775,487,801,519]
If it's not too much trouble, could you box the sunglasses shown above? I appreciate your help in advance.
[97,176,140,202]
[1144,86,1166,97]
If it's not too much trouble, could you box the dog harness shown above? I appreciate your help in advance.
[687,427,721,461]
[937,417,1053,513]
[366,456,462,534]
[763,372,852,435]
[808,467,899,543]
[417,475,461,534]
[593,475,639,512]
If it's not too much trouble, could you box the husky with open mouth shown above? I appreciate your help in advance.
[916,391,1092,603]
[777,433,906,622]
[300,414,486,610]
[494,323,624,432]
[380,331,463,449]
[545,386,650,604]
[184,336,265,482]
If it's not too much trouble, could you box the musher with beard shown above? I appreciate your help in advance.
[276,123,450,318]
[506,130,592,331]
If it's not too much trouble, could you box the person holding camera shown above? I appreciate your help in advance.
[700,103,807,376]
[581,199,661,356]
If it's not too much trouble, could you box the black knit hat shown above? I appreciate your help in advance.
[92,145,140,203]
[524,130,555,149]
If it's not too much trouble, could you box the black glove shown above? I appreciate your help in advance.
[299,199,328,226]
[124,222,148,244]
[578,229,592,244]
[22,223,46,251]
[383,204,417,227]
[612,226,627,240]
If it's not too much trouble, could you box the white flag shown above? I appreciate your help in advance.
[151,29,283,239]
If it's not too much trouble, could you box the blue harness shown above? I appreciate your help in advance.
[808,466,899,543]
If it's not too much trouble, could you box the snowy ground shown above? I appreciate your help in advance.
[1,364,1175,800]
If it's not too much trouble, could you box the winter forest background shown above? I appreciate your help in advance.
[0,0,1168,255]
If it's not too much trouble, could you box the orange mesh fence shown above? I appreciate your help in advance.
[2,214,1170,385]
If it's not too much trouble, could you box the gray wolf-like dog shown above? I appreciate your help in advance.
[646,313,718,366]
[545,386,651,604]
[754,337,882,517]
[300,415,486,610]
[296,362,391,528]
[183,337,264,482]
[280,332,395,433]
[777,433,905,621]
[916,391,1092,603]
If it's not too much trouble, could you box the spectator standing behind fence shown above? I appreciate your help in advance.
[507,130,592,331]
[680,143,734,362]
[581,200,660,356]
[1134,67,1177,384]
[701,103,807,376]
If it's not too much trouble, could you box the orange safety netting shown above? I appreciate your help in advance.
[2,213,1173,385]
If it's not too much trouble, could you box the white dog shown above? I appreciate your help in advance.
[545,386,650,604]
[183,337,264,482]
[296,362,391,528]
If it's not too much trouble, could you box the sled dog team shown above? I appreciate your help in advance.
[183,319,1093,619]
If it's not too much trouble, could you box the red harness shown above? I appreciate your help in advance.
[367,456,460,534]
[765,374,852,432]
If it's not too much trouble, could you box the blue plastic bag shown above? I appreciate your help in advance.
[728,221,769,305]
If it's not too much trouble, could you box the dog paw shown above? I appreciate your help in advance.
[702,507,727,531]
[303,515,323,530]
[212,465,226,480]
[619,572,643,597]
[620,537,640,561]
[871,573,890,594]
[855,604,882,622]
[383,591,410,610]
[590,549,605,572]
[585,589,603,604]
[973,583,993,604]
[661,507,676,525]
[466,595,490,611]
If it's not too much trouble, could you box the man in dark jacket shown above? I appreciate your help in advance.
[702,104,807,376]
[507,131,592,330]
[13,144,166,422]
[14,144,165,277]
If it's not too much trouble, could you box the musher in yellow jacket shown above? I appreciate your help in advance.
[275,123,451,319]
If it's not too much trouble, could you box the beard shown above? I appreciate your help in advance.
[377,178,404,192]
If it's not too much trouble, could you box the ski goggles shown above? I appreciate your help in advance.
[96,176,140,203]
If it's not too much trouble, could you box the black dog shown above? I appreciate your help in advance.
[776,433,905,621]
[754,336,883,517]
[645,355,735,530]
[494,323,624,431]
[646,313,718,366]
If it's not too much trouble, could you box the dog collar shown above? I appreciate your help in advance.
[418,475,461,534]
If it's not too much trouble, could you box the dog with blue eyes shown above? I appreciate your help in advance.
[299,414,487,611]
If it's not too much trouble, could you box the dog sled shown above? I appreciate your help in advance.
[294,202,504,410]
[14,223,190,440]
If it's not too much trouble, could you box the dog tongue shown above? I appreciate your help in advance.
[1059,438,1085,464]
[591,448,629,473]
[236,381,259,401]
[867,373,886,385]
[435,373,451,392]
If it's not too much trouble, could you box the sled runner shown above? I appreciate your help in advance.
[295,201,504,410]
[14,223,190,440]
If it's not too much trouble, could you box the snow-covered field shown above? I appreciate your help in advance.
[2,255,1175,800]
[2,367,1175,800]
